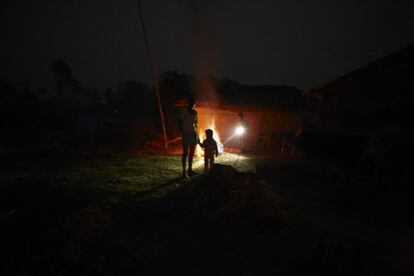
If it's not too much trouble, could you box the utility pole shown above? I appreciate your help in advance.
[136,0,168,149]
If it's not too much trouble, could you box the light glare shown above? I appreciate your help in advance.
[235,126,245,136]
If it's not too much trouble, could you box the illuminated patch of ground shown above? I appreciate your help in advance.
[214,152,257,172]
[20,153,265,204]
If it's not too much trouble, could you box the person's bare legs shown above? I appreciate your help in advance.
[203,155,214,172]
[188,144,195,175]
[182,145,189,177]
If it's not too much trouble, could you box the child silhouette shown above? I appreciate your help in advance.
[199,129,219,172]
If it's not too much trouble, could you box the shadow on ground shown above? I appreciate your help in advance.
[1,154,413,275]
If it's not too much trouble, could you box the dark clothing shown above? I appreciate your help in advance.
[201,137,218,171]
[201,138,218,158]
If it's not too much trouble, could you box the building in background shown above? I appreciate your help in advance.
[175,85,308,152]
[306,44,414,132]
[301,44,414,168]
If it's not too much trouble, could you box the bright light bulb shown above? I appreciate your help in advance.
[235,126,245,136]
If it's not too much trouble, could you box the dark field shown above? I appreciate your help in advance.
[1,149,413,275]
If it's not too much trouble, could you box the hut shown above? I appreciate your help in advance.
[306,44,414,131]
[300,44,414,164]
[176,85,308,152]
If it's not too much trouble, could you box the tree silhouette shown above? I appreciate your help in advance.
[50,59,75,95]
[116,81,152,121]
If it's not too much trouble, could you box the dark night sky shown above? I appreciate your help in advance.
[1,0,414,91]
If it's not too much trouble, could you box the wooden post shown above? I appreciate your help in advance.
[136,0,168,149]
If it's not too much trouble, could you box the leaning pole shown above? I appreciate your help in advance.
[136,0,168,149]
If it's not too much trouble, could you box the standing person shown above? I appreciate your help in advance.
[238,112,248,153]
[199,129,219,172]
[178,97,198,178]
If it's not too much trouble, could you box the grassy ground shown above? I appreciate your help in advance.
[1,150,412,275]
[0,151,274,274]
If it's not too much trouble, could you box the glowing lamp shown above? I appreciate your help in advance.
[235,126,245,136]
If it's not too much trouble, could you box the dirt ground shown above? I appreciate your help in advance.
[1,150,413,275]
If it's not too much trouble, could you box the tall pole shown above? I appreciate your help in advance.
[136,0,168,149]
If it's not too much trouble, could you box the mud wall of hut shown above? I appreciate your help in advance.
[197,107,303,150]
